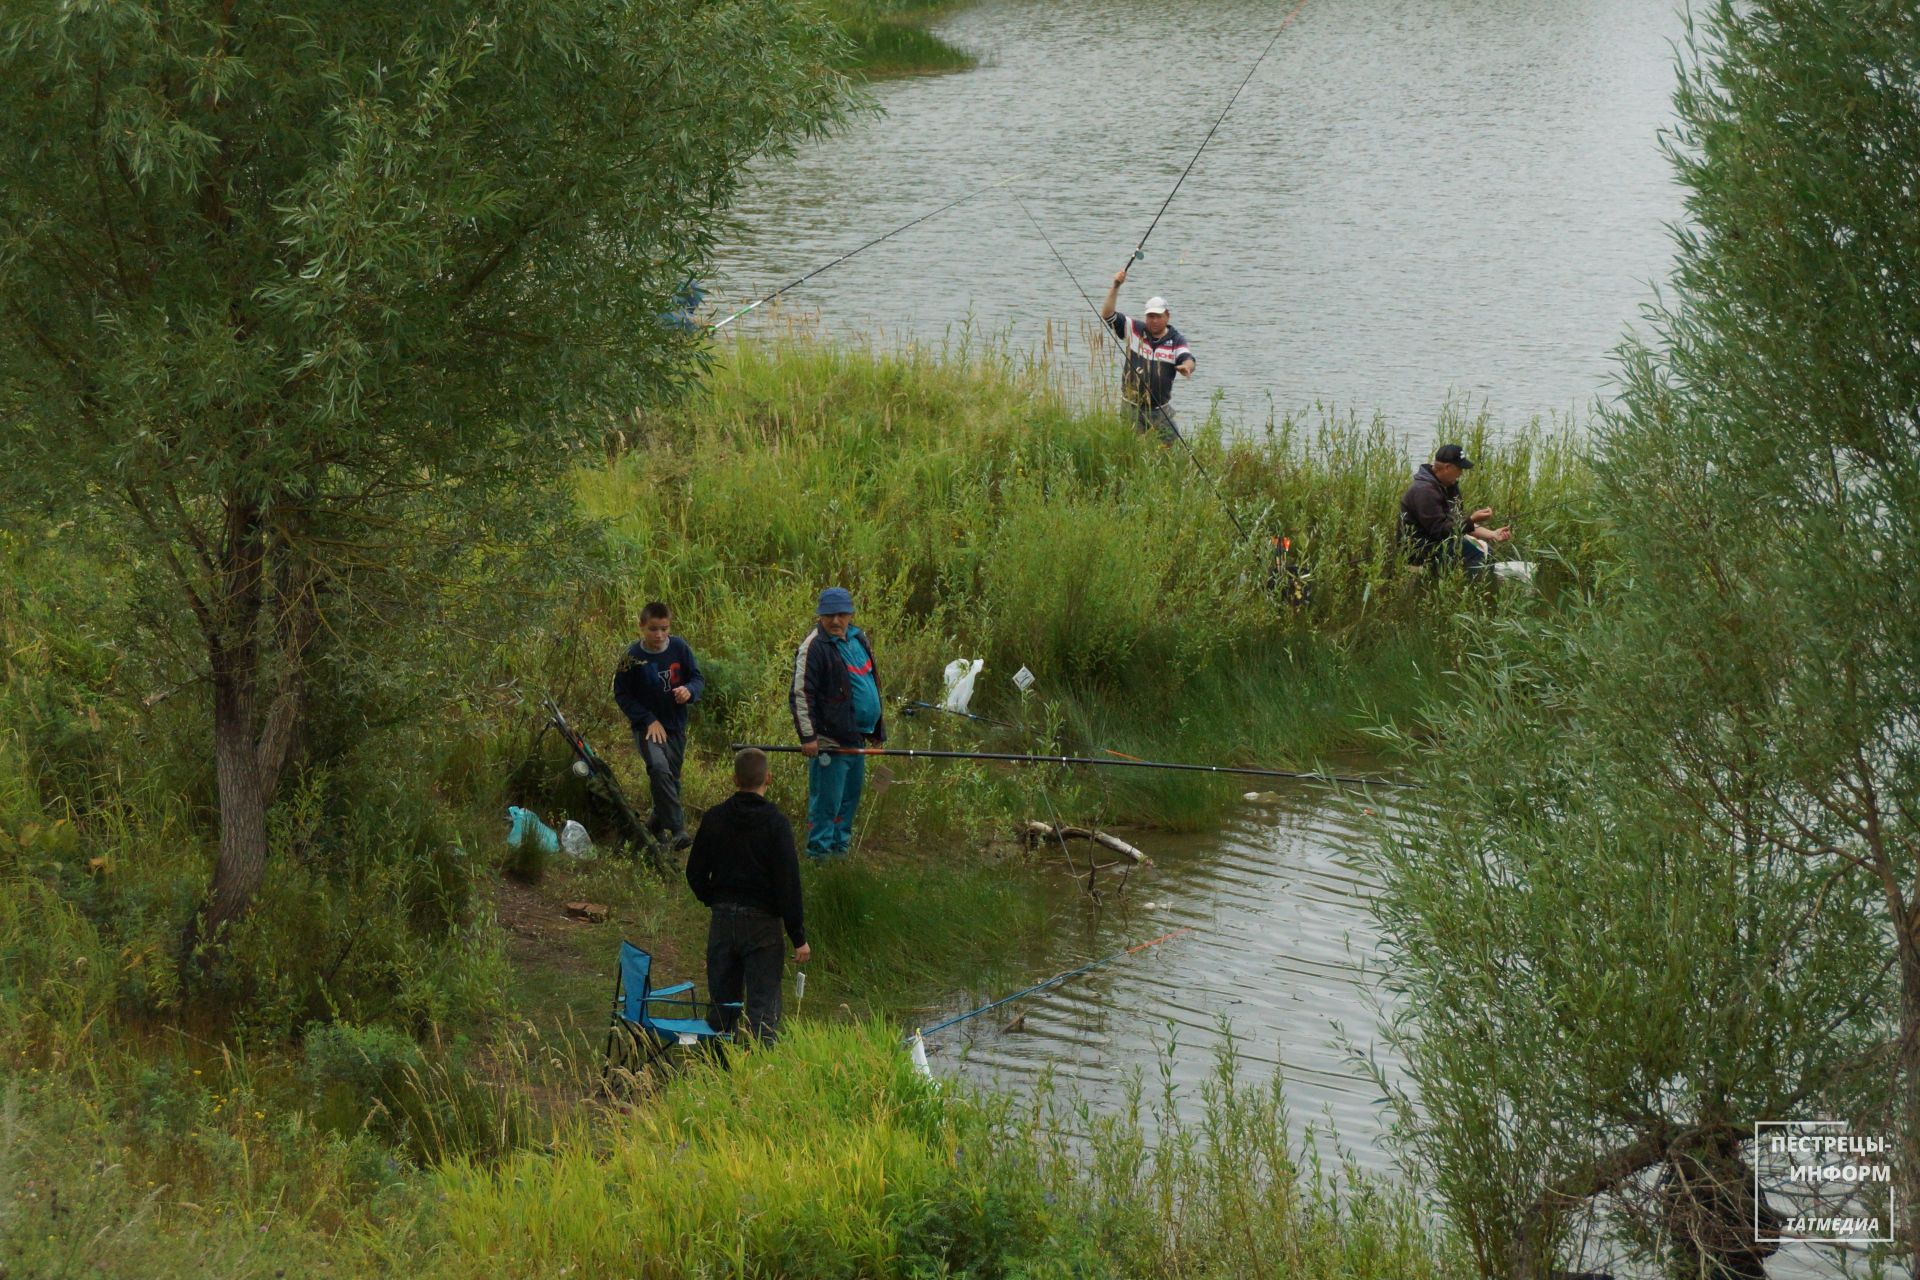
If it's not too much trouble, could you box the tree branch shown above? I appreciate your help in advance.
[88,67,133,299]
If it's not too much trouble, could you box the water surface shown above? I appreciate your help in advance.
[921,785,1404,1172]
[714,0,1687,434]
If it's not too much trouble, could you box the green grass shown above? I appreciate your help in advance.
[540,334,1596,847]
[0,333,1584,1279]
[433,1021,1469,1280]
[825,0,977,77]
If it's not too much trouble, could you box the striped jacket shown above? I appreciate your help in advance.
[789,625,886,747]
[1106,313,1195,407]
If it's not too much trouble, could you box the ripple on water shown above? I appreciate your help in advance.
[935,791,1406,1172]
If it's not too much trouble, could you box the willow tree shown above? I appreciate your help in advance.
[1375,1,1920,1275]
[0,1,849,951]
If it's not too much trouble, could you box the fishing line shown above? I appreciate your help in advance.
[899,699,1019,730]
[707,175,1018,332]
[1127,0,1312,268]
[1016,194,1118,357]
[1033,776,1099,899]
[913,928,1195,1041]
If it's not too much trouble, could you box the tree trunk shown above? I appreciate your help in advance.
[1897,912,1920,1279]
[198,638,270,946]
[186,498,272,963]
[1506,1128,1673,1280]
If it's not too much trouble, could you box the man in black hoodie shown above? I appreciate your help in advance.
[1399,443,1511,572]
[684,748,809,1042]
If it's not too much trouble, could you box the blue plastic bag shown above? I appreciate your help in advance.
[506,806,560,855]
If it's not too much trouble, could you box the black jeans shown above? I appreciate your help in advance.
[1128,401,1180,444]
[705,904,785,1043]
[632,726,687,838]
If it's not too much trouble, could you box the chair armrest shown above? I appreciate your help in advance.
[647,996,743,1012]
[650,981,694,998]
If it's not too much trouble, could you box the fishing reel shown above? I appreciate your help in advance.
[1266,535,1314,609]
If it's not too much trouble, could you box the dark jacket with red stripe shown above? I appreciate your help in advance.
[789,624,886,747]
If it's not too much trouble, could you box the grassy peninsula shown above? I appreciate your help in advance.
[828,0,976,77]
[1,337,1590,1276]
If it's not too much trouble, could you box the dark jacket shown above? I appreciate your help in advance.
[612,636,704,735]
[685,791,805,947]
[1399,464,1474,559]
[789,625,886,747]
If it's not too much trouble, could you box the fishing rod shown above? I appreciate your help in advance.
[1015,195,1257,545]
[1105,0,1313,539]
[707,176,1017,332]
[542,695,665,872]
[914,927,1194,1041]
[733,743,1417,789]
[1126,0,1312,269]
[1016,193,1116,355]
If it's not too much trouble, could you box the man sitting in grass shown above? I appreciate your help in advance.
[1399,443,1511,574]
[612,600,704,852]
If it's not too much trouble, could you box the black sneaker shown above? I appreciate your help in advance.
[669,831,693,853]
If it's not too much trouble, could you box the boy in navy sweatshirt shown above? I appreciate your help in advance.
[611,601,705,850]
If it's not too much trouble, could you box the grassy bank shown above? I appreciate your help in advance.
[827,0,976,77]
[528,334,1596,851]
[1,335,1592,1276]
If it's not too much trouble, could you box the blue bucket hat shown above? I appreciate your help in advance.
[817,586,855,616]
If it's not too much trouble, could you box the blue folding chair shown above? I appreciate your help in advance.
[601,941,735,1082]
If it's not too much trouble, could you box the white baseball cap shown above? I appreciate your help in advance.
[1143,296,1170,315]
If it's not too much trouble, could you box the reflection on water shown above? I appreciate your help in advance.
[912,792,1845,1280]
[714,0,1686,435]
[917,785,1406,1172]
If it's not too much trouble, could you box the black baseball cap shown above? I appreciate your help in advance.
[1434,443,1474,469]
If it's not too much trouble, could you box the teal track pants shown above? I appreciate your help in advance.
[805,750,866,858]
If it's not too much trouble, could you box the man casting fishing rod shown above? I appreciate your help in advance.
[1100,267,1195,444]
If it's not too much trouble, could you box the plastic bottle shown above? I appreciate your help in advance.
[559,820,594,861]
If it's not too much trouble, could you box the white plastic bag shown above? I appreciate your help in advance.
[1491,560,1537,587]
[559,819,595,861]
[941,658,984,713]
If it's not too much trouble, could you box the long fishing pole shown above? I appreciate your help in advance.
[733,743,1416,788]
[1016,195,1256,544]
[1127,0,1312,268]
[1105,0,1313,546]
[707,176,1016,332]
[914,927,1194,1041]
